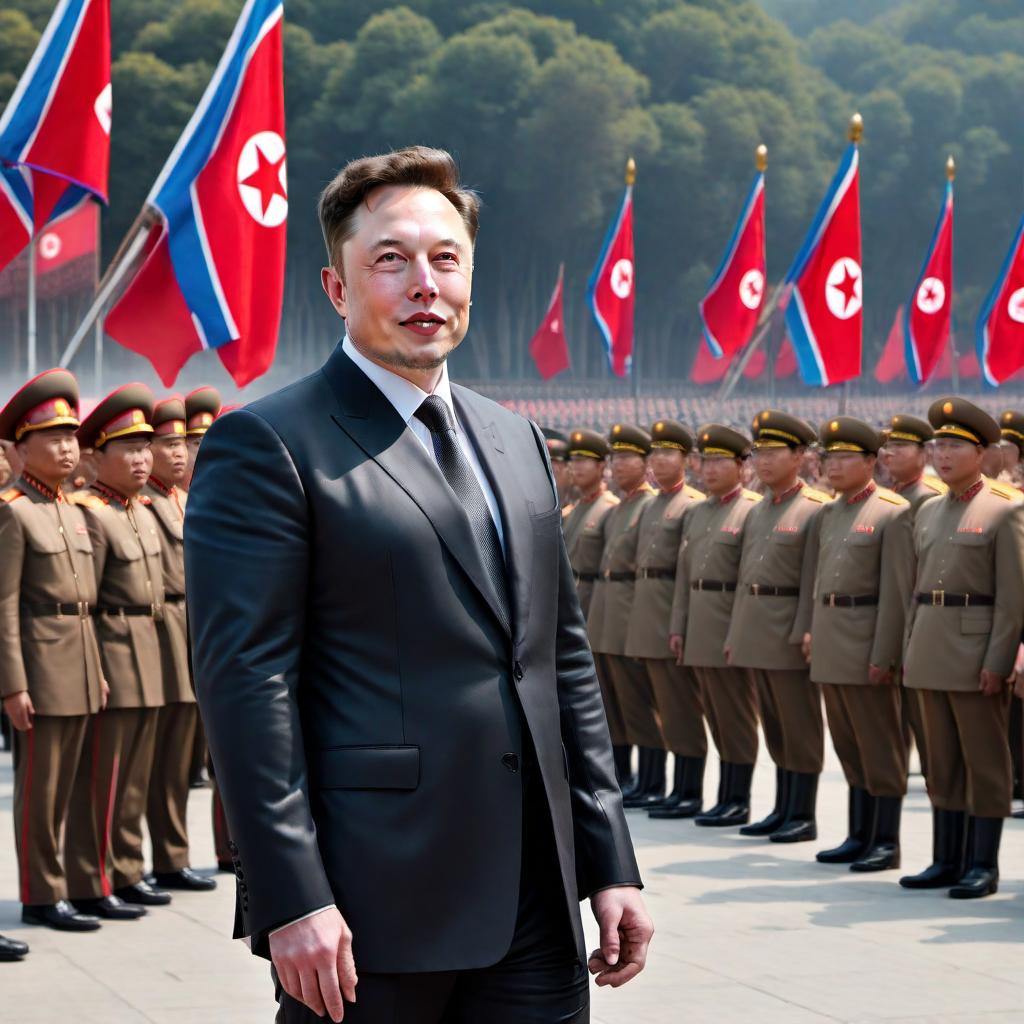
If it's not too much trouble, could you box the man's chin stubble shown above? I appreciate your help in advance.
[375,340,458,372]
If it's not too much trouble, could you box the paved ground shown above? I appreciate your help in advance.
[1,743,1023,1023]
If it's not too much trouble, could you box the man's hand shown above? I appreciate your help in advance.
[3,692,34,732]
[269,907,357,1023]
[669,634,684,666]
[724,645,731,665]
[979,669,1007,698]
[801,632,812,663]
[868,664,894,686]
[588,887,653,988]
[100,679,110,710]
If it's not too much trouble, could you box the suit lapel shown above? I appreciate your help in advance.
[321,345,511,636]
[453,386,533,645]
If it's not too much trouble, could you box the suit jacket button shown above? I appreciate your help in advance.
[502,753,519,773]
[513,662,524,681]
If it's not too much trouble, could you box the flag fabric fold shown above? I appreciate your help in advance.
[784,143,862,387]
[977,213,1024,387]
[104,0,286,387]
[700,170,766,359]
[528,265,570,380]
[588,183,634,377]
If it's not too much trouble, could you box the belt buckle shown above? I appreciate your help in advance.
[697,579,705,592]
[56,603,63,620]
[151,603,164,622]
[963,594,970,608]
[828,593,836,608]
[932,589,944,607]
[78,601,88,618]
[751,583,761,596]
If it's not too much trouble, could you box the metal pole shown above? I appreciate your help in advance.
[27,237,37,377]
[714,282,781,418]
[93,208,103,392]
[839,380,849,414]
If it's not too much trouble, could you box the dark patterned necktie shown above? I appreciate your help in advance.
[415,395,509,620]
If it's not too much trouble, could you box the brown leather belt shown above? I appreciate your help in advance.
[637,568,675,580]
[748,584,799,597]
[573,572,598,583]
[602,571,634,582]
[821,593,878,608]
[914,591,994,607]
[21,601,91,618]
[692,580,736,592]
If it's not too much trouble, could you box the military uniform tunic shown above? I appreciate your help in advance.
[562,487,618,618]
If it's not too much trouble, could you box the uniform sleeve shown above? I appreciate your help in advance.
[0,505,28,699]
[790,508,821,644]
[668,511,692,638]
[983,503,1024,678]
[870,507,914,670]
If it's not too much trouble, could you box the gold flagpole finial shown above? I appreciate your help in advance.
[755,144,768,172]
[848,113,863,144]
[625,157,636,187]
[946,154,956,182]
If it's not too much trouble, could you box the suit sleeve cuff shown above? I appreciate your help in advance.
[268,905,336,938]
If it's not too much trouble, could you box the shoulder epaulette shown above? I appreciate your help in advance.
[66,491,106,510]
[685,485,704,500]
[989,481,1017,500]
[137,494,152,506]
[923,475,948,495]
[561,504,575,520]
[603,491,620,506]
[741,488,762,503]
[0,486,25,504]
[801,486,831,504]
[877,487,909,507]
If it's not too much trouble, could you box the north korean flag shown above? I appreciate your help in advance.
[784,144,862,386]
[977,212,1024,386]
[529,264,570,380]
[904,181,953,385]
[700,170,766,360]
[588,183,634,377]
[105,0,285,388]
[0,0,111,273]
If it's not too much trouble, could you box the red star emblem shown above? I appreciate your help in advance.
[923,283,937,304]
[240,145,287,217]
[833,265,859,314]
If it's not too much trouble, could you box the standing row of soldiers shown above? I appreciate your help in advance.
[0,369,229,963]
[550,397,1024,902]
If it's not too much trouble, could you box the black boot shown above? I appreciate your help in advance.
[620,747,648,802]
[647,755,686,812]
[71,895,147,920]
[817,787,874,864]
[695,763,753,827]
[899,808,967,889]
[0,934,28,961]
[949,816,1002,899]
[770,771,819,843]
[649,756,705,819]
[741,767,789,837]
[22,901,101,932]
[623,748,668,808]
[851,795,902,872]
[613,745,635,792]
[695,761,730,821]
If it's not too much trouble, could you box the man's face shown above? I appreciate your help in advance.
[700,455,741,496]
[151,436,188,486]
[980,443,1004,478]
[569,456,604,493]
[17,427,79,486]
[824,451,875,494]
[94,438,153,496]
[611,451,646,492]
[932,438,983,489]
[322,186,473,375]
[647,448,685,490]
[751,445,801,490]
[883,440,924,483]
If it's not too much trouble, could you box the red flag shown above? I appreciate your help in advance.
[529,265,570,380]
[105,0,285,388]
[784,144,862,385]
[588,181,634,377]
[775,336,797,379]
[700,170,765,359]
[904,180,953,384]
[874,306,905,383]
[977,213,1024,386]
[36,199,97,275]
[690,338,766,384]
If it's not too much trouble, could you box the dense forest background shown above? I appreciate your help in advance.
[2,0,1023,387]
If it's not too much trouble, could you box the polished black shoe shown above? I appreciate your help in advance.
[692,763,730,822]
[817,787,873,864]
[649,756,705,819]
[900,808,967,889]
[740,767,789,837]
[0,934,29,961]
[948,816,1002,899]
[613,745,635,791]
[189,767,210,789]
[949,866,998,899]
[623,748,668,809]
[696,763,753,827]
[22,900,101,932]
[770,772,819,844]
[153,868,217,892]
[851,795,902,873]
[71,895,147,920]
[115,880,172,906]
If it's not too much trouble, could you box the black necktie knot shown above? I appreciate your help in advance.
[415,394,455,435]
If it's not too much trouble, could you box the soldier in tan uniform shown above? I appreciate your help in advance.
[587,424,660,803]
[725,410,828,843]
[624,420,706,814]
[901,398,1024,898]
[669,425,761,826]
[65,384,172,910]
[541,427,574,508]
[183,385,221,493]
[795,418,914,872]
[0,371,109,938]
[142,398,217,893]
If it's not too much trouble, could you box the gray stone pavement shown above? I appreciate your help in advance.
[1,742,1023,1023]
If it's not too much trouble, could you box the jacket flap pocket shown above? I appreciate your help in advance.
[311,745,420,790]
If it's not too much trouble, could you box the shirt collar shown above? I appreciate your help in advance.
[953,478,984,503]
[21,472,61,503]
[893,474,922,494]
[342,335,456,428]
[91,481,131,508]
[771,479,803,505]
[846,481,876,505]
[719,484,743,505]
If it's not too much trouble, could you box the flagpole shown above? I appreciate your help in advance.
[946,155,959,393]
[27,237,37,377]
[93,204,103,392]
[715,281,781,415]
[625,156,640,421]
[839,112,863,415]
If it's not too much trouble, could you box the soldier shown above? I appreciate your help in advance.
[669,425,762,826]
[0,370,107,935]
[998,410,1024,488]
[900,398,1024,898]
[725,410,828,843]
[182,385,221,492]
[65,384,171,910]
[587,424,661,803]
[142,398,217,892]
[796,418,914,872]
[624,420,706,814]
[541,427,574,508]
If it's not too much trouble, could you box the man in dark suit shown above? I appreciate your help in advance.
[185,146,651,1023]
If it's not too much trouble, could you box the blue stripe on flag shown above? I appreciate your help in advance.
[587,184,631,374]
[784,287,828,386]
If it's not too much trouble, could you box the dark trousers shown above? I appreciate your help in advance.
[274,752,588,1023]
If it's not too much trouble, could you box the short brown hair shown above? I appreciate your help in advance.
[318,146,480,269]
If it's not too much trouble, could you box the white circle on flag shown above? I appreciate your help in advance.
[39,232,61,260]
[1007,288,1024,325]
[237,131,288,228]
[825,257,862,320]
[94,83,112,136]
[739,269,765,310]
[916,276,945,315]
[610,259,633,299]
[550,319,559,333]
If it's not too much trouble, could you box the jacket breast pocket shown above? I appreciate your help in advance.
[311,745,420,790]
[770,530,801,546]
[528,501,562,531]
[713,531,741,546]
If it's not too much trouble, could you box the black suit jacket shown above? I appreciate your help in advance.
[184,344,640,973]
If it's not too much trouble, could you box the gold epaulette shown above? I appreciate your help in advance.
[561,503,575,520]
[741,488,763,503]
[877,487,909,506]
[604,490,620,506]
[138,494,152,506]
[66,491,106,510]
[989,481,1017,500]
[685,484,705,500]
[801,486,831,504]
[0,487,25,504]
[923,475,948,495]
